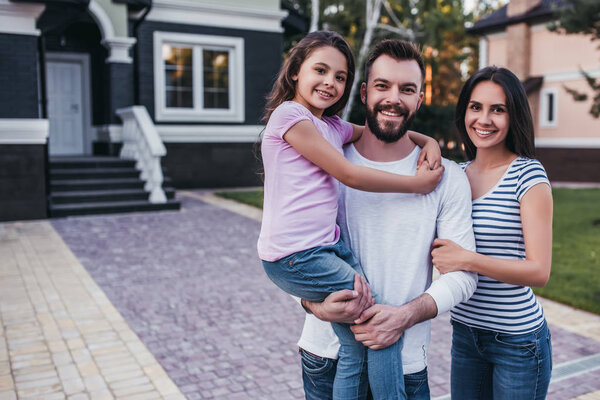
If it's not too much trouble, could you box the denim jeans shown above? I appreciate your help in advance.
[450,319,552,400]
[263,241,405,399]
[300,348,429,400]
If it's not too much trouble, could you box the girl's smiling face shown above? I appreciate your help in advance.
[292,46,348,119]
[465,80,510,152]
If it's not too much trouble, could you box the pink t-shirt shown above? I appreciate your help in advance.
[257,101,354,261]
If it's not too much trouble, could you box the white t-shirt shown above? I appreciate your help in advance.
[297,144,477,374]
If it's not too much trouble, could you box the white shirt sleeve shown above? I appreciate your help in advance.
[425,161,478,315]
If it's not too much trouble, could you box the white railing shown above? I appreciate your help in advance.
[116,106,167,203]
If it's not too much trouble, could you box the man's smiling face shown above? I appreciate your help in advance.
[361,55,424,143]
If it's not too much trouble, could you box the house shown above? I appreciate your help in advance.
[0,0,288,221]
[469,0,600,182]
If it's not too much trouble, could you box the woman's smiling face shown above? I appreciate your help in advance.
[464,80,510,152]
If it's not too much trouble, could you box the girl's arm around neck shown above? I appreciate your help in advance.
[407,131,442,169]
[284,120,443,194]
[432,183,553,287]
[348,123,364,143]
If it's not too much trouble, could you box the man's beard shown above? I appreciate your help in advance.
[365,101,416,143]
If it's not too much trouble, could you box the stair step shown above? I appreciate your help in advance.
[49,199,181,218]
[51,178,145,191]
[50,188,176,204]
[50,168,140,180]
[50,156,136,169]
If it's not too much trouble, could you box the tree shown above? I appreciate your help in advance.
[550,0,600,118]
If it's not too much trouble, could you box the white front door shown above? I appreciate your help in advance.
[46,60,85,155]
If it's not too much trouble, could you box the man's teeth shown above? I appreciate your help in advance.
[381,110,400,117]
[475,128,494,135]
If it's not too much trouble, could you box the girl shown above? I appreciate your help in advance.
[258,31,443,400]
[431,66,553,399]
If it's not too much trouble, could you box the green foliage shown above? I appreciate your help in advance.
[214,190,264,209]
[549,0,600,118]
[534,188,600,315]
[411,104,466,161]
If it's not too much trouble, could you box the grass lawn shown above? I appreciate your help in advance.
[216,187,600,315]
[534,188,600,315]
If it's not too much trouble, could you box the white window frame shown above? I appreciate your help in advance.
[153,31,245,122]
[539,88,558,128]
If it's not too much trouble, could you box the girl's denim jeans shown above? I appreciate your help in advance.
[263,240,406,400]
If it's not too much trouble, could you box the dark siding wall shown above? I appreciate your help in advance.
[105,63,134,124]
[537,148,600,182]
[135,21,282,125]
[163,143,262,188]
[0,145,47,221]
[0,34,40,118]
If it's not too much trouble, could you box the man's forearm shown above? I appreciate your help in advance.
[401,293,438,328]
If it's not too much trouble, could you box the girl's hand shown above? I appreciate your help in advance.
[417,137,442,169]
[431,238,471,274]
[414,161,444,194]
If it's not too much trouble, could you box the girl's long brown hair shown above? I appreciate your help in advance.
[262,31,355,123]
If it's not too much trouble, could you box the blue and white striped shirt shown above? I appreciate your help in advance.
[451,157,550,334]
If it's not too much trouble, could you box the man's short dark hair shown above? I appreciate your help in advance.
[364,39,425,89]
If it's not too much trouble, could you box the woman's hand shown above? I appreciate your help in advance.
[431,238,472,274]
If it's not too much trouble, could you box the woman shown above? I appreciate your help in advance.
[431,66,553,399]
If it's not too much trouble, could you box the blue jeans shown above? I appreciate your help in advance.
[263,241,405,399]
[450,319,552,400]
[300,348,429,400]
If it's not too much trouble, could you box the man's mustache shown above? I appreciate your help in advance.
[375,104,409,118]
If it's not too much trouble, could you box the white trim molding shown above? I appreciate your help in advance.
[147,0,288,33]
[95,124,123,142]
[539,87,558,128]
[88,0,115,40]
[156,124,264,143]
[101,37,137,63]
[0,0,45,36]
[535,137,600,149]
[544,68,600,83]
[0,119,49,144]
[479,37,488,70]
[154,31,245,123]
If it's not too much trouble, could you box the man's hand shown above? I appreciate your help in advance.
[351,294,438,350]
[350,304,405,350]
[302,274,374,324]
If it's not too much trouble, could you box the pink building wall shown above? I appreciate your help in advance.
[483,25,600,143]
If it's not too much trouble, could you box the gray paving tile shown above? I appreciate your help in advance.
[52,195,600,399]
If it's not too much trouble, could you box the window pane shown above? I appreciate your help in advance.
[203,50,229,109]
[163,45,193,108]
[547,93,554,122]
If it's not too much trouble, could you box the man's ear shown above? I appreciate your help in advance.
[360,82,367,104]
[416,91,424,110]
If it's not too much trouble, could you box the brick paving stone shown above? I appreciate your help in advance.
[50,194,600,400]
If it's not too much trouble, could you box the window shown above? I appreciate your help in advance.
[154,32,245,122]
[539,88,558,128]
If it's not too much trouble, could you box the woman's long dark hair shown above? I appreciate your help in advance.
[262,31,355,122]
[455,66,535,160]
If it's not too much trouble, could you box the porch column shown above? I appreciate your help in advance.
[102,37,136,124]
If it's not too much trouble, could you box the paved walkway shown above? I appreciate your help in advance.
[0,190,599,399]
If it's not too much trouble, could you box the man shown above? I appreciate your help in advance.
[298,39,478,399]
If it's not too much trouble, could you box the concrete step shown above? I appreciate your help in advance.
[49,199,181,218]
